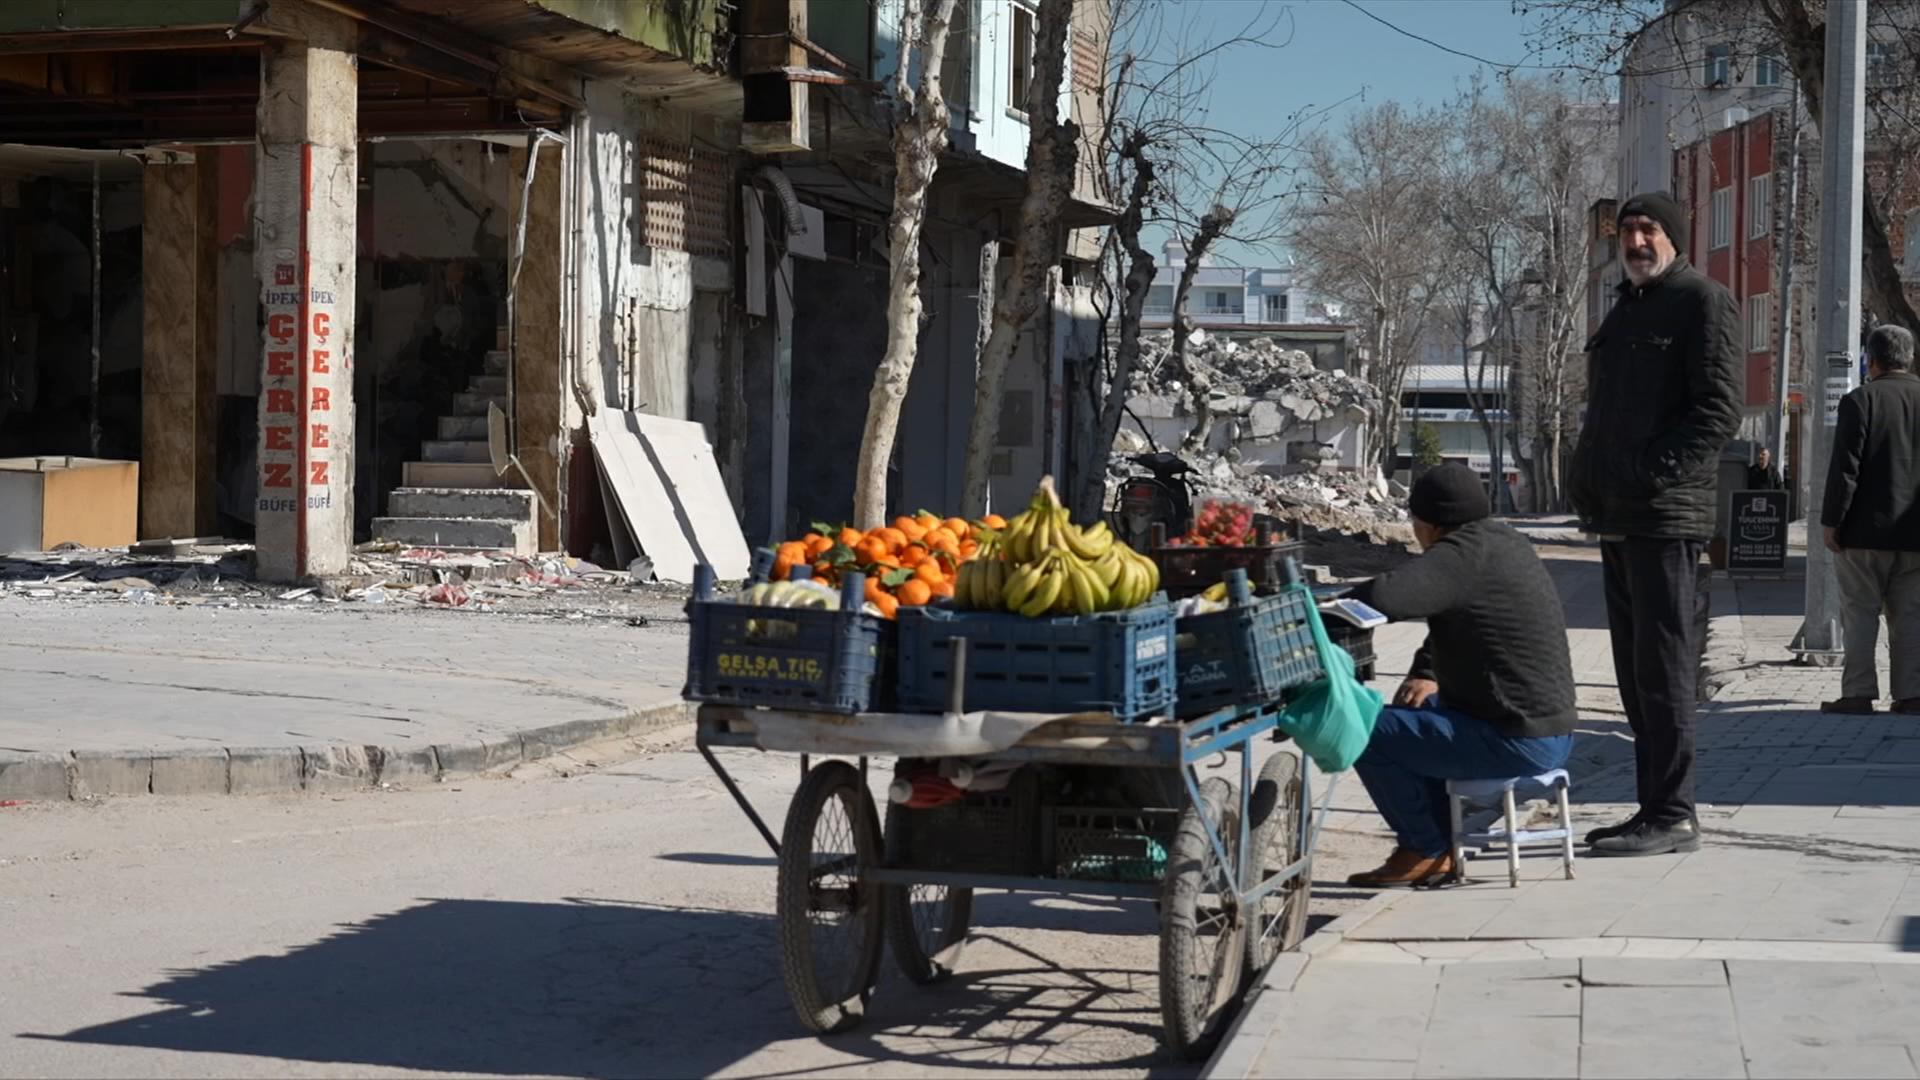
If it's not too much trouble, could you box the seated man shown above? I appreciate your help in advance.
[1343,463,1578,887]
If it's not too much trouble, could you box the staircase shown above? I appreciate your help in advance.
[372,334,539,556]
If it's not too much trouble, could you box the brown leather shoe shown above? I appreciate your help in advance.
[1347,847,1456,888]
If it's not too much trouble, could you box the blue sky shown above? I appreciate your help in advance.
[1137,0,1556,260]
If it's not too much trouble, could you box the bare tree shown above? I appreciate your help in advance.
[1289,102,1450,474]
[959,0,1078,517]
[851,0,962,528]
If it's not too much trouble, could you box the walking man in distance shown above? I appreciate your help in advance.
[1569,192,1742,857]
[1819,324,1920,716]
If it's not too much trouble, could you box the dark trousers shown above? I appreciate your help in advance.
[1354,699,1572,857]
[1601,537,1706,825]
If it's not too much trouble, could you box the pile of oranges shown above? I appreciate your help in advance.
[770,511,1008,618]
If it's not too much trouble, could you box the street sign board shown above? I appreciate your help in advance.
[1728,489,1789,572]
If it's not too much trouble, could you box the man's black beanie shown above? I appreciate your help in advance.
[1409,463,1491,527]
[1617,191,1688,255]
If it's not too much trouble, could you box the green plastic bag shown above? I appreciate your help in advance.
[1277,585,1382,773]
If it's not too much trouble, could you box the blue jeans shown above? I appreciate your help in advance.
[1354,699,1573,858]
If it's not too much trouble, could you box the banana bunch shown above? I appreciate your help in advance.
[954,476,1161,617]
[738,580,840,610]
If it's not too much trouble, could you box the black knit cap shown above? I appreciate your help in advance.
[1409,463,1491,528]
[1617,191,1688,256]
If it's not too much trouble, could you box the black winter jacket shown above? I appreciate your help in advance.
[1568,259,1743,539]
[1822,371,1920,552]
[1351,519,1576,740]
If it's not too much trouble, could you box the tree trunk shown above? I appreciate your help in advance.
[959,0,1078,516]
[1168,207,1233,456]
[851,0,961,528]
[1073,135,1157,521]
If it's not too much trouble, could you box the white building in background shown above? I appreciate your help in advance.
[1617,1,1797,199]
[1142,242,1346,329]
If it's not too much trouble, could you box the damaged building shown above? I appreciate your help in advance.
[0,0,1109,582]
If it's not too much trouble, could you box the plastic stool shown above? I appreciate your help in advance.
[1447,770,1575,887]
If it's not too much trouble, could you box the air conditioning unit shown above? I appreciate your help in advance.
[1717,106,1749,132]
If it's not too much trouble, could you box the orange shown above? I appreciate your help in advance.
[877,527,909,551]
[777,540,807,564]
[982,513,1008,530]
[931,579,955,600]
[897,579,933,607]
[804,535,833,558]
[857,538,889,566]
[872,592,899,619]
[872,554,901,572]
[959,540,979,559]
[942,517,970,541]
[927,533,960,557]
[864,576,886,602]
[899,546,927,567]
[893,516,928,542]
[837,526,863,548]
[914,561,944,586]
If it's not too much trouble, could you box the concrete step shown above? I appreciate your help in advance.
[421,439,491,464]
[483,350,508,376]
[451,391,503,416]
[469,375,508,396]
[438,414,489,440]
[388,486,534,520]
[372,516,533,555]
[402,461,504,488]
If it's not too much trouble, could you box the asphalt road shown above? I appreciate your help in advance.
[0,726,1384,1079]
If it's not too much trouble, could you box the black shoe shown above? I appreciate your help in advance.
[1893,698,1920,715]
[1821,697,1878,715]
[1589,818,1701,857]
[1584,813,1641,846]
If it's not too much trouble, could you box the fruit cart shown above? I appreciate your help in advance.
[688,572,1345,1061]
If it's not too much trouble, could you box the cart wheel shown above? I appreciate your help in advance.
[882,802,974,985]
[1159,776,1247,1061]
[1244,750,1312,980]
[776,759,885,1034]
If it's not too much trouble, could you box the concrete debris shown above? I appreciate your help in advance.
[1132,330,1381,423]
[0,540,683,619]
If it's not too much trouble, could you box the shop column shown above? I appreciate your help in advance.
[252,1,357,581]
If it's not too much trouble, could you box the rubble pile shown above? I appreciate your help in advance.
[1108,329,1409,544]
[0,540,672,619]
[1127,330,1382,428]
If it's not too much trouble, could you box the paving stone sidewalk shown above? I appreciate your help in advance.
[1211,563,1920,1080]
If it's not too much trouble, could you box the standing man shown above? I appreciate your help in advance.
[1747,446,1784,491]
[1819,325,1920,715]
[1569,192,1742,857]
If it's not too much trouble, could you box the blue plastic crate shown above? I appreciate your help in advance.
[682,566,894,714]
[1174,583,1325,718]
[895,602,1177,720]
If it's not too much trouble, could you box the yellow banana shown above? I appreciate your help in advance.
[1065,519,1113,560]
[1065,558,1096,615]
[1080,558,1112,613]
[1002,512,1031,563]
[1020,557,1064,618]
[958,562,981,609]
[1203,581,1228,603]
[1135,549,1161,597]
[1002,561,1041,612]
[1093,550,1123,589]
[980,559,1004,609]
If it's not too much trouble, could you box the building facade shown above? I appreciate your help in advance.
[1141,243,1347,330]
[0,0,1109,576]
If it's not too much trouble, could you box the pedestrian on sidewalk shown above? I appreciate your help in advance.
[1569,192,1742,857]
[1343,464,1577,887]
[1818,324,1920,716]
[1747,446,1784,491]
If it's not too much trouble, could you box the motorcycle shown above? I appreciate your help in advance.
[1109,452,1196,551]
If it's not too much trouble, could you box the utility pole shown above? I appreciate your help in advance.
[1794,0,1866,666]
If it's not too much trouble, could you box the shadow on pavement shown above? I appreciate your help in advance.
[655,851,778,867]
[28,895,1186,1076]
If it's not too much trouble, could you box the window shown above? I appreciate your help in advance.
[1748,174,1773,238]
[1704,44,1731,87]
[1867,40,1893,86]
[1746,293,1772,353]
[1711,187,1733,249]
[1206,290,1230,312]
[1009,3,1034,117]
[1755,52,1785,87]
[1264,293,1287,322]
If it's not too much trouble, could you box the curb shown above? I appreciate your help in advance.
[1203,888,1400,1079]
[0,700,693,801]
